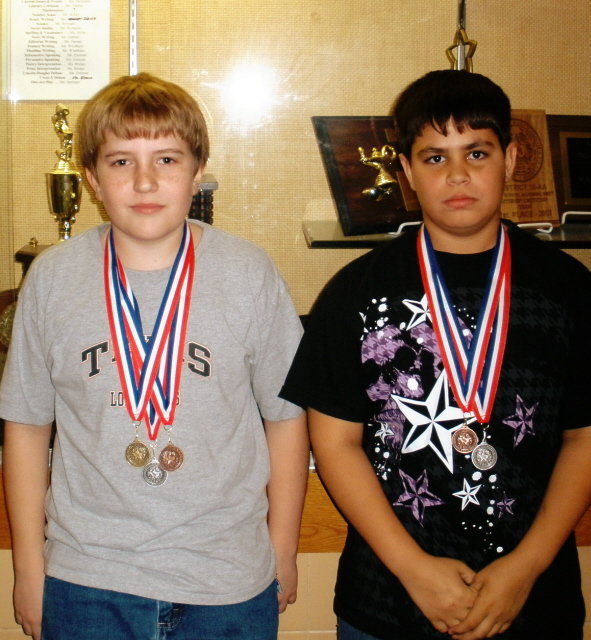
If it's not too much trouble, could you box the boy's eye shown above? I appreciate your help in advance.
[112,159,128,166]
[159,156,175,164]
[469,150,487,160]
[426,154,444,164]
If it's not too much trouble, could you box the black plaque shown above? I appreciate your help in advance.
[547,115,591,213]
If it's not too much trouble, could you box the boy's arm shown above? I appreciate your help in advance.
[309,408,477,634]
[265,412,309,613]
[3,421,52,640]
[450,425,591,640]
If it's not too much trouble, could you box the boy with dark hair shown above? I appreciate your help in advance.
[0,72,308,640]
[281,69,591,639]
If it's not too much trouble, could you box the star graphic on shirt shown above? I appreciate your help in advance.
[453,478,481,510]
[496,492,516,518]
[375,422,395,443]
[503,394,538,447]
[394,469,444,525]
[402,294,430,329]
[394,371,469,473]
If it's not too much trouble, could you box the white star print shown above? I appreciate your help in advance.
[375,423,395,443]
[402,294,430,329]
[453,478,481,510]
[394,371,472,473]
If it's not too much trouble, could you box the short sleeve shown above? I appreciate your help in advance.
[280,266,369,423]
[248,255,304,422]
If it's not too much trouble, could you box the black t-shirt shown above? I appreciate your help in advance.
[281,222,591,639]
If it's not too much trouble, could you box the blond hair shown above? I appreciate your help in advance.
[78,73,209,172]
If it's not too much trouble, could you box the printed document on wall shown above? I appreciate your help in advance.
[6,0,110,101]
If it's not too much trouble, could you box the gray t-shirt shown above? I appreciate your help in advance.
[0,221,303,605]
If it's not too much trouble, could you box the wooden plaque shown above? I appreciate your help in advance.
[502,109,560,226]
[312,116,421,235]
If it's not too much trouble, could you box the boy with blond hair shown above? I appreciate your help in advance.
[1,72,308,640]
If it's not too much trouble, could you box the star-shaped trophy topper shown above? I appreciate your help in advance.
[446,0,477,72]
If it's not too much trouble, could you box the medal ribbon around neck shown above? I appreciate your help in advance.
[417,224,511,423]
[104,223,195,440]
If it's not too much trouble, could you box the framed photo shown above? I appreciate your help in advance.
[546,115,591,213]
[312,116,420,235]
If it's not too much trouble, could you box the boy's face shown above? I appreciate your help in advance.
[400,120,516,251]
[86,130,202,247]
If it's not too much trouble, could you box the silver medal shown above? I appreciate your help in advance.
[471,443,497,470]
[142,460,168,486]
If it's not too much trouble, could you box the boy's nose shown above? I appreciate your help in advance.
[134,167,158,192]
[446,161,470,184]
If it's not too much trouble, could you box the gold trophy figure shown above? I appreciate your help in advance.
[446,0,477,71]
[358,145,398,201]
[46,104,82,241]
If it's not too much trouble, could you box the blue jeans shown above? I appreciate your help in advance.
[337,618,381,640]
[42,576,279,639]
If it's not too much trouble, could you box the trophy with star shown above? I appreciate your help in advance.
[46,103,83,241]
[446,0,477,71]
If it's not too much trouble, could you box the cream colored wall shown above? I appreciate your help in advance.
[0,0,590,311]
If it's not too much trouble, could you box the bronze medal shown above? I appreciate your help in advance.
[142,461,168,486]
[159,443,184,472]
[471,443,497,470]
[125,439,151,468]
[452,426,478,454]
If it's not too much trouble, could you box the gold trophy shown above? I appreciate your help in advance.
[358,145,398,201]
[46,104,82,241]
[446,0,477,71]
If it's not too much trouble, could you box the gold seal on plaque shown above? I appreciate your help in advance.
[512,118,544,182]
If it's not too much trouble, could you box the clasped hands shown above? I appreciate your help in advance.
[400,552,537,639]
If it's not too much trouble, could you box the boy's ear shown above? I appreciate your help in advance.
[399,154,416,191]
[85,168,103,202]
[504,142,518,181]
[191,166,204,196]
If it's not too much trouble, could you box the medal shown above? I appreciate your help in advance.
[158,425,184,471]
[159,444,184,471]
[452,424,478,454]
[105,223,195,483]
[471,443,498,470]
[125,420,151,467]
[143,459,168,486]
[418,225,510,467]
[125,437,151,467]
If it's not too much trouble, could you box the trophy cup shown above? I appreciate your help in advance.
[46,104,82,241]
[358,145,398,201]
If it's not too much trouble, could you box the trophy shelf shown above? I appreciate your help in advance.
[303,220,591,249]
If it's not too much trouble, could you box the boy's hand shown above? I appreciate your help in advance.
[275,554,298,613]
[448,552,537,639]
[398,554,477,634]
[13,569,44,640]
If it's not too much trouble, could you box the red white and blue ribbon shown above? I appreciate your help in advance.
[417,224,511,423]
[104,223,195,440]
